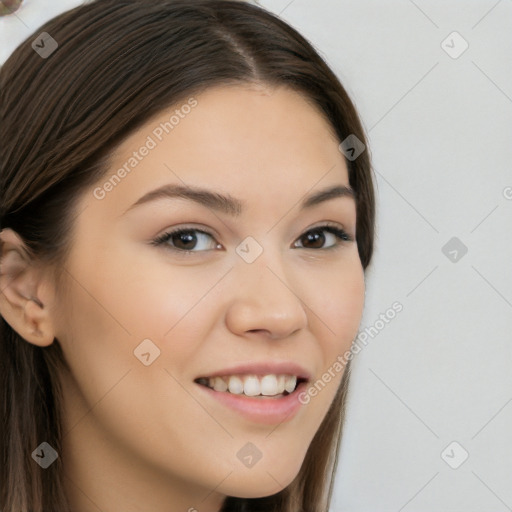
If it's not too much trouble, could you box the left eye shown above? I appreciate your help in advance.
[152,224,352,254]
[294,225,351,249]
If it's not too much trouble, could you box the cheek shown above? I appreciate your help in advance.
[115,262,226,361]
[305,255,365,354]
[330,269,365,348]
[296,258,364,420]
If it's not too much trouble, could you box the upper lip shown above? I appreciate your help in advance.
[195,361,312,381]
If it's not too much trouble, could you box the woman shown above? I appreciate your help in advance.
[0,1,375,511]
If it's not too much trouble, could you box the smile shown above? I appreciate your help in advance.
[195,373,306,397]
[194,372,310,425]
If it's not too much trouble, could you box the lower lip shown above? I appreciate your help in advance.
[196,381,308,425]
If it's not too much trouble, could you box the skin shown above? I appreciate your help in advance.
[0,83,365,512]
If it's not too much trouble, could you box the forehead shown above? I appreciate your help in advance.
[81,83,350,218]
[112,82,341,166]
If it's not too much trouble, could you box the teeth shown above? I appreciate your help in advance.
[212,377,228,392]
[228,376,244,394]
[243,375,261,396]
[205,374,300,397]
[260,375,278,396]
[277,375,286,394]
[284,375,297,393]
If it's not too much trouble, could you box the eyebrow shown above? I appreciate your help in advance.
[124,183,355,216]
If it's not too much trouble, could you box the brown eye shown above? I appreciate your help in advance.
[153,228,219,253]
[300,229,327,249]
[295,226,351,250]
[170,230,204,251]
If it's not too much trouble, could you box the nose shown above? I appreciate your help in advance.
[224,251,309,340]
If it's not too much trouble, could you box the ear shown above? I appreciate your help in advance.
[0,228,56,347]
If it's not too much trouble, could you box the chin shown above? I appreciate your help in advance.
[222,462,302,499]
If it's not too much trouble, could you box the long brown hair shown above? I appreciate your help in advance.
[0,1,375,510]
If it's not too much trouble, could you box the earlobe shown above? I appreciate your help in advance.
[20,297,56,346]
[0,228,56,347]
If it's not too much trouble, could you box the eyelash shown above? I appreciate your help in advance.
[151,222,353,255]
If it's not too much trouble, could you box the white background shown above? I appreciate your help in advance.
[1,1,511,511]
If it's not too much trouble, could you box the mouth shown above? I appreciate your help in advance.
[194,373,308,398]
[193,362,312,424]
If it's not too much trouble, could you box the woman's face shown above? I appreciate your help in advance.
[53,83,365,510]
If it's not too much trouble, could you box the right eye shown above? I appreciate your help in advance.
[152,227,221,254]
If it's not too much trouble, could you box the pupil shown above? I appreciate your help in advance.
[175,231,196,249]
[305,230,324,249]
